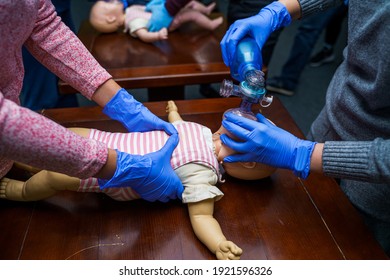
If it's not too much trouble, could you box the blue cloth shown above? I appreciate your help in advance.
[121,0,128,8]
[273,5,347,90]
[121,0,151,8]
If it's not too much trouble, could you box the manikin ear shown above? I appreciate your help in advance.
[238,162,257,169]
[106,15,117,24]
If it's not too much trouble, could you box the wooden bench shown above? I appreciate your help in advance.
[59,14,231,100]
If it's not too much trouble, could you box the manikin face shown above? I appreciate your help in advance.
[90,0,125,33]
[212,126,276,180]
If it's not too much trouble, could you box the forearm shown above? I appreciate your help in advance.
[309,143,324,173]
[0,94,107,179]
[93,148,117,179]
[278,0,301,19]
[322,139,390,184]
[279,0,343,19]
[188,200,226,253]
[92,79,122,107]
[309,139,390,184]
[190,215,227,254]
[68,127,117,180]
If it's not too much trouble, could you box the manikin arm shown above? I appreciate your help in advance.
[165,100,242,259]
[187,199,242,260]
[132,27,168,43]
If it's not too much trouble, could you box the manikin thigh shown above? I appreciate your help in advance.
[3,170,81,201]
[21,170,80,202]
[67,127,91,138]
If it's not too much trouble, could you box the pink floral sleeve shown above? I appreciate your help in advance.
[24,0,112,99]
[0,0,112,178]
[0,92,108,178]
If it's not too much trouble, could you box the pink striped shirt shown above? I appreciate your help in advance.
[80,122,220,201]
[0,0,111,178]
[125,5,151,23]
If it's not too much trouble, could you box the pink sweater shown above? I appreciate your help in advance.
[0,0,111,178]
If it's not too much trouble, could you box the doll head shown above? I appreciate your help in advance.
[212,126,276,180]
[90,0,125,33]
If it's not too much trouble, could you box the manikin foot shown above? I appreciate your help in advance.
[166,100,178,113]
[0,177,26,201]
[204,2,216,15]
[209,17,223,30]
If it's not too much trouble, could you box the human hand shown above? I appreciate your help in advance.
[103,88,177,135]
[215,240,243,260]
[220,112,316,179]
[220,1,291,68]
[98,134,184,202]
[145,0,173,32]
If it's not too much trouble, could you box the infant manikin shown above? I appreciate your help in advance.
[0,100,276,260]
[89,0,223,43]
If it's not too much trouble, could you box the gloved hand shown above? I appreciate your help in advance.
[98,133,184,202]
[145,0,174,32]
[220,112,316,179]
[220,1,291,68]
[103,88,177,135]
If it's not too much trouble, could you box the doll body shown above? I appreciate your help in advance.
[78,121,223,203]
[90,1,223,43]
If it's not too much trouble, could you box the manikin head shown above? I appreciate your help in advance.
[212,126,276,180]
[89,0,125,33]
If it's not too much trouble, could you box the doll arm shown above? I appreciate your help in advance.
[187,199,243,260]
[132,27,168,43]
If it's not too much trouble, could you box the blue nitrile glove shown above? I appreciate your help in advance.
[98,133,184,202]
[220,1,291,68]
[145,0,174,32]
[103,88,177,135]
[220,112,316,179]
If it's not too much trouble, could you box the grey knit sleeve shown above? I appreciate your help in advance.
[298,0,344,18]
[322,139,390,184]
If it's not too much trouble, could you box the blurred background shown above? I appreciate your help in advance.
[70,0,347,135]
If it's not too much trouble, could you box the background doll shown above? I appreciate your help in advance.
[89,0,223,43]
[1,100,275,260]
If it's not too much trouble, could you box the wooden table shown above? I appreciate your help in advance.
[1,98,387,260]
[59,15,231,100]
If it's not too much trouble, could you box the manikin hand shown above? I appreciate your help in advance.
[220,1,291,68]
[98,133,184,202]
[103,88,177,135]
[215,240,243,260]
[221,112,316,179]
[145,0,174,32]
